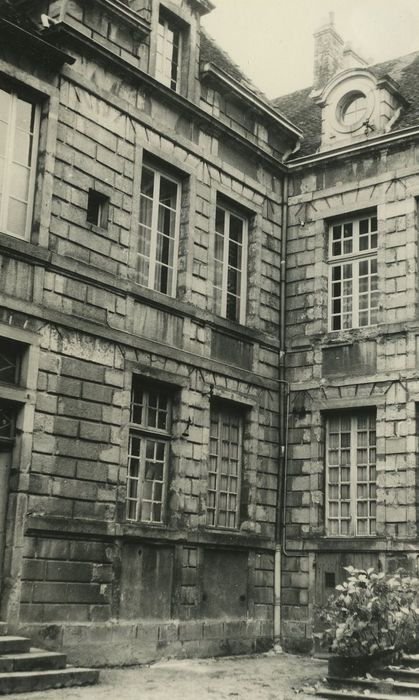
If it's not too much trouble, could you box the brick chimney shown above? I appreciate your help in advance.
[313,12,344,89]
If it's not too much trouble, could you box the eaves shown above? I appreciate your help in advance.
[0,17,75,68]
[286,124,419,170]
[200,62,302,141]
[46,22,289,174]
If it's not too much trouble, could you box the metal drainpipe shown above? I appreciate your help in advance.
[274,173,289,645]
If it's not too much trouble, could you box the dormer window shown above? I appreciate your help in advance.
[156,12,182,91]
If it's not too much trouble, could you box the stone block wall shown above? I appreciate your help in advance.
[0,0,291,664]
[282,143,419,652]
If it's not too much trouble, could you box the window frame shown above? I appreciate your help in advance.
[328,212,378,332]
[156,12,183,92]
[137,162,182,297]
[126,381,172,525]
[213,201,248,324]
[325,410,377,537]
[0,85,41,241]
[207,401,243,531]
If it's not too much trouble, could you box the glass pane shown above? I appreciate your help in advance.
[141,167,154,196]
[7,198,27,236]
[16,98,33,132]
[159,176,177,208]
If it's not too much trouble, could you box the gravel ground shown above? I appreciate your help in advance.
[5,652,327,700]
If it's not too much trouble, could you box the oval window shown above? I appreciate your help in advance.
[339,91,367,127]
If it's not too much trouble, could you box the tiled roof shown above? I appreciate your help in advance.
[200,29,297,131]
[272,50,419,158]
[200,29,271,102]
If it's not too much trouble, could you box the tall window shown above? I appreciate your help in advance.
[0,86,40,239]
[326,411,376,536]
[127,381,172,523]
[213,203,248,323]
[156,13,182,91]
[329,212,378,331]
[207,403,242,529]
[137,164,181,296]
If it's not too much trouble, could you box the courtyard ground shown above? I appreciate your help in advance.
[4,652,327,700]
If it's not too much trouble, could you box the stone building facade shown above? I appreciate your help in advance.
[3,1,419,664]
[0,0,301,665]
[274,16,419,652]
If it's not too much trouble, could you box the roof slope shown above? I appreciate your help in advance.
[273,49,419,157]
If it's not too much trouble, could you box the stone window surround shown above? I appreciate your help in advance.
[212,198,249,324]
[207,399,244,530]
[137,160,182,297]
[312,68,403,149]
[325,409,376,537]
[207,182,262,331]
[0,61,60,250]
[126,379,173,524]
[0,322,40,622]
[328,209,378,332]
[0,84,41,242]
[148,1,194,99]
[128,144,195,307]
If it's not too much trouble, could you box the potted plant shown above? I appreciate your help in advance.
[316,566,419,677]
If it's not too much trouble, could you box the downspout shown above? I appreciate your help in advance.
[274,173,290,646]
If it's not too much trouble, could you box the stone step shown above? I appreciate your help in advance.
[403,656,419,669]
[382,666,419,683]
[0,648,67,673]
[327,674,419,696]
[0,638,30,655]
[0,667,99,695]
[316,687,419,700]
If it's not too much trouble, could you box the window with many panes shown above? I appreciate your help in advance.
[0,85,40,239]
[329,212,378,331]
[156,12,182,91]
[126,380,172,523]
[207,403,243,529]
[137,164,181,296]
[326,411,376,536]
[213,202,248,323]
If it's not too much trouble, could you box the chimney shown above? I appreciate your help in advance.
[313,12,344,89]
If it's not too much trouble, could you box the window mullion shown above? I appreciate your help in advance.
[351,417,357,535]
[215,412,222,526]
[2,93,16,234]
[240,220,248,323]
[137,435,146,521]
[222,211,229,316]
[25,104,41,240]
[150,172,159,290]
[171,180,181,297]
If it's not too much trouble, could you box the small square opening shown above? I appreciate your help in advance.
[87,190,109,229]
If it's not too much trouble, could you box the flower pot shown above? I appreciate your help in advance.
[328,650,399,678]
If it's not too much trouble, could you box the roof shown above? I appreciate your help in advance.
[273,49,419,158]
[200,29,300,136]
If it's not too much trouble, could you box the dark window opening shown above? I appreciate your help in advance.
[325,572,336,589]
[0,338,22,385]
[87,190,109,229]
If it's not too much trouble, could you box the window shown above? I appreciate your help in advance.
[213,203,248,323]
[0,85,40,239]
[86,189,109,229]
[326,411,376,536]
[156,12,182,91]
[137,164,181,296]
[126,380,172,523]
[338,91,367,128]
[207,403,243,529]
[329,212,378,331]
